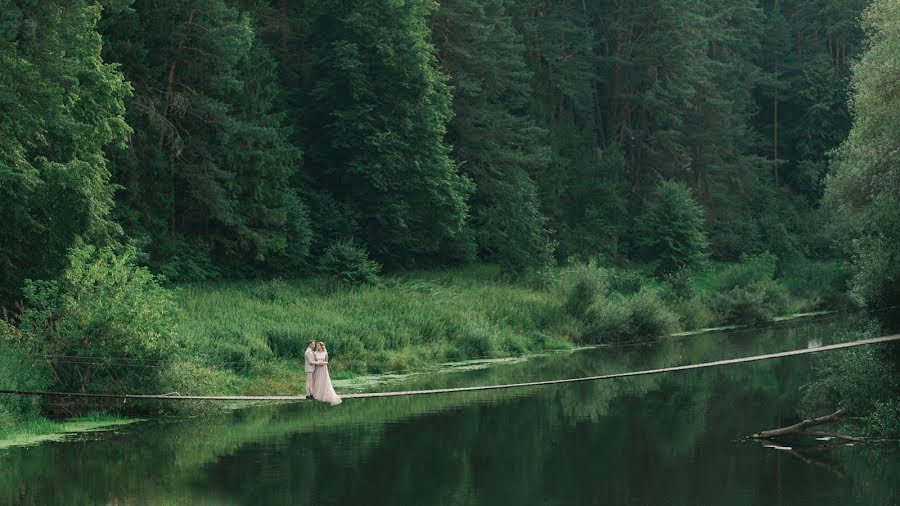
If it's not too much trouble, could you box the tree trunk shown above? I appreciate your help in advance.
[752,410,861,442]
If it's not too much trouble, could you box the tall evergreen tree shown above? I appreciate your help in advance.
[101,0,309,279]
[433,0,553,270]
[297,0,471,266]
[0,0,130,305]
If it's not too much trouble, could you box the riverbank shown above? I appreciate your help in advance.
[0,414,137,450]
[0,258,850,439]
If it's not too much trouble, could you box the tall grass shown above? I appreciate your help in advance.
[173,265,578,379]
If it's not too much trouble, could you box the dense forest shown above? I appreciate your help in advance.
[1,0,898,436]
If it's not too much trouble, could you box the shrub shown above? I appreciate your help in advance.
[561,262,609,319]
[318,239,382,286]
[582,289,680,343]
[0,330,50,433]
[606,268,647,295]
[637,181,710,276]
[711,283,775,325]
[672,296,716,330]
[780,259,851,307]
[665,268,696,300]
[711,252,777,291]
[14,245,177,413]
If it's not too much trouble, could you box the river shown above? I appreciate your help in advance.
[2,312,899,505]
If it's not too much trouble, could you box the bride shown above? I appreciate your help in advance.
[311,341,342,405]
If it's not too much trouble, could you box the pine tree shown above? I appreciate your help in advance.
[297,0,471,266]
[101,0,309,279]
[433,0,553,271]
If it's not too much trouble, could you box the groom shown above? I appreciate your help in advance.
[304,340,316,399]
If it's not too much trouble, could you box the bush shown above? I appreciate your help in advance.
[14,245,178,413]
[781,259,851,307]
[672,297,716,330]
[561,262,609,318]
[664,268,696,300]
[711,252,777,291]
[582,289,680,343]
[711,282,778,325]
[606,268,647,295]
[318,240,382,286]
[0,330,50,433]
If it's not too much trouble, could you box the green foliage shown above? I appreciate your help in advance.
[173,266,577,378]
[14,245,177,412]
[582,289,680,343]
[711,283,778,325]
[825,0,900,307]
[561,262,610,319]
[780,259,851,307]
[434,0,554,272]
[0,0,130,306]
[709,253,778,291]
[101,0,310,277]
[318,240,382,287]
[0,330,49,433]
[638,182,710,276]
[671,297,716,331]
[803,323,900,437]
[297,0,471,266]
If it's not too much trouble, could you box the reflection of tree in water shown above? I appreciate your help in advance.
[1,316,894,504]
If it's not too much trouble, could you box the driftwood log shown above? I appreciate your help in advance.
[752,409,862,442]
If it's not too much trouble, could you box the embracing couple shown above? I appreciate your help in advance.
[304,341,343,405]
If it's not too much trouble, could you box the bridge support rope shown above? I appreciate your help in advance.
[1,334,898,402]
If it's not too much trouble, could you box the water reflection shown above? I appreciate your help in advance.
[1,314,898,505]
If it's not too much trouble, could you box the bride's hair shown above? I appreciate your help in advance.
[317,341,326,349]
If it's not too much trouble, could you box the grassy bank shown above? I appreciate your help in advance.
[162,258,850,394]
[0,414,135,450]
[1,257,851,439]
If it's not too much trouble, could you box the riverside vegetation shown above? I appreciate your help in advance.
[2,0,899,441]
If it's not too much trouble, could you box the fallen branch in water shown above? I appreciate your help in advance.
[752,409,862,442]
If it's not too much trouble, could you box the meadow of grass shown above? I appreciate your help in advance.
[161,259,852,399]
[0,258,852,440]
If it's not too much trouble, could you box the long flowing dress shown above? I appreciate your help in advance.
[312,351,342,405]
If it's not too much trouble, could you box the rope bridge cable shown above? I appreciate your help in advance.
[2,334,899,402]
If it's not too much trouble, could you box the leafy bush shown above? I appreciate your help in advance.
[711,252,777,291]
[606,268,647,295]
[582,289,680,343]
[561,262,609,318]
[672,296,716,330]
[157,240,221,282]
[318,240,382,286]
[665,268,696,300]
[637,181,710,276]
[0,330,50,433]
[14,245,178,413]
[781,259,851,307]
[711,286,772,325]
[710,279,787,325]
[802,322,900,437]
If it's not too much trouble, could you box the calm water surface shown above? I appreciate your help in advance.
[2,313,899,505]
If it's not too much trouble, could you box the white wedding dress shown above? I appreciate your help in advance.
[311,350,342,405]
